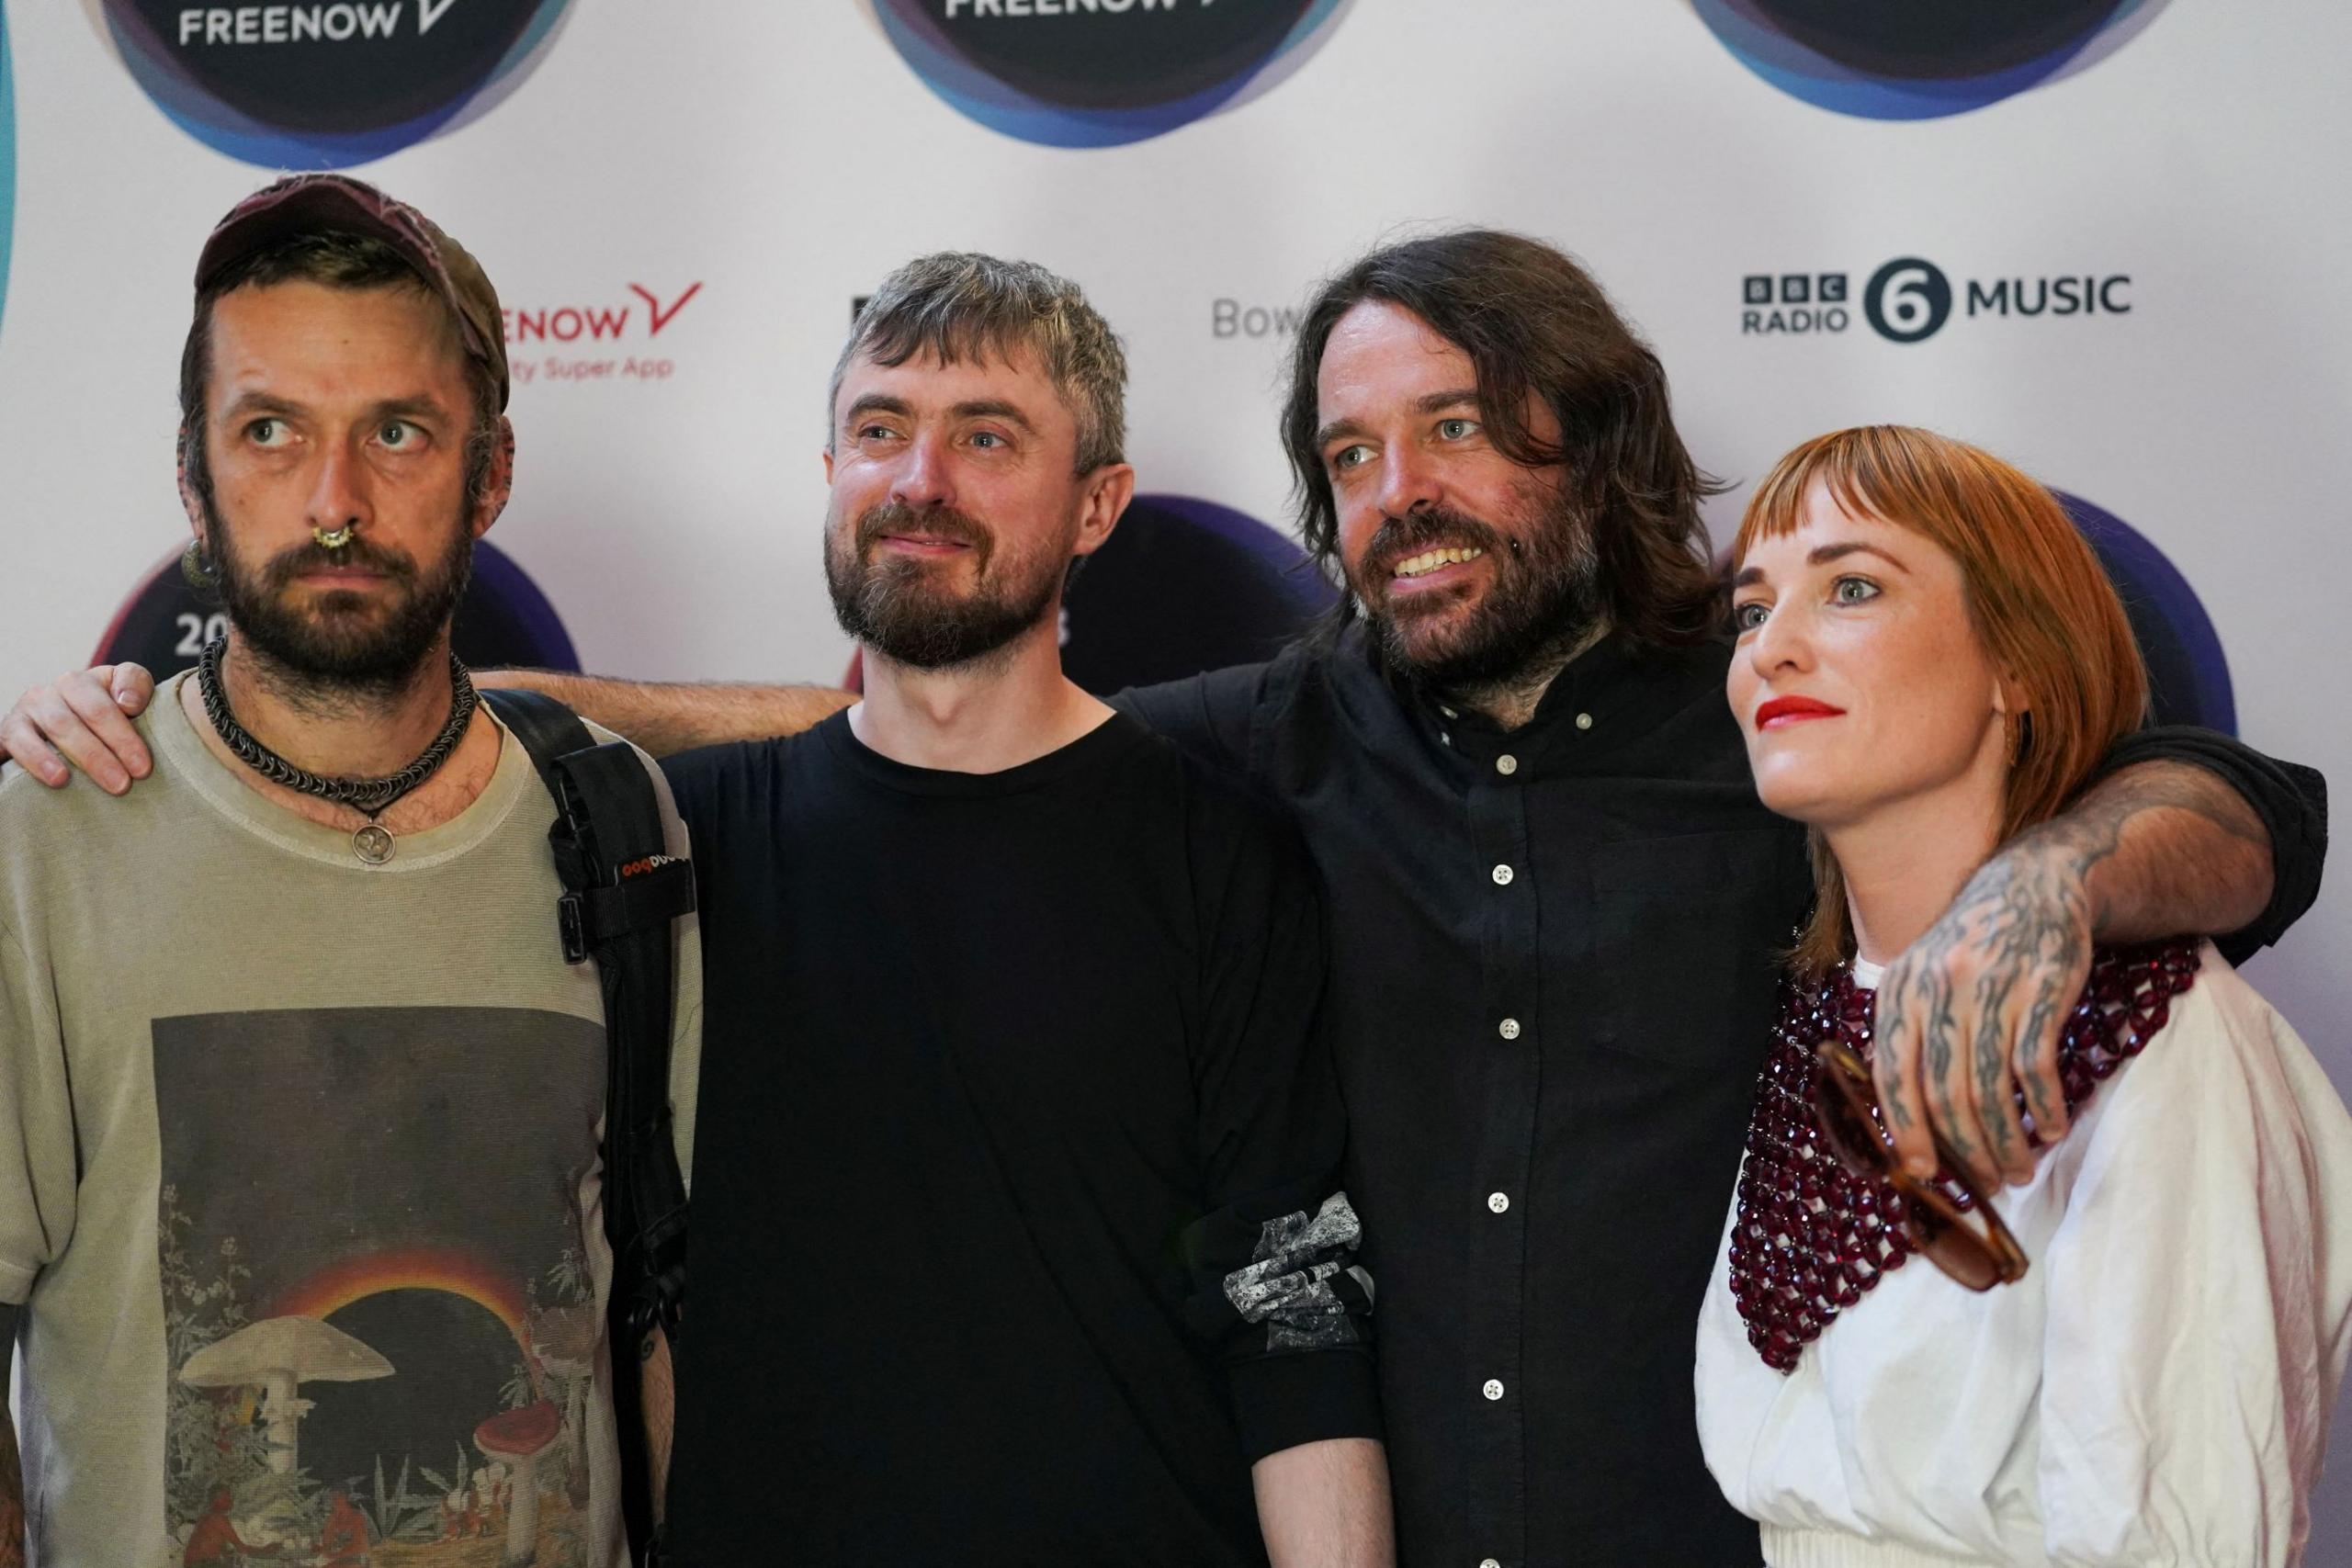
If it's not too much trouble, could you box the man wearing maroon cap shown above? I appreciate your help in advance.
[0,175,699,1566]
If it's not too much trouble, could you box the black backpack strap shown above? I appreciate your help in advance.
[484,687,693,1565]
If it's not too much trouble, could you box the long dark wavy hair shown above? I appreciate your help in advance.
[1282,229,1723,649]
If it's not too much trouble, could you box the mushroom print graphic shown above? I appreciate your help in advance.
[528,1303,600,1504]
[152,1005,612,1563]
[477,1400,564,1564]
[177,1314,393,1474]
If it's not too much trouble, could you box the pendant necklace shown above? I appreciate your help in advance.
[197,635,479,865]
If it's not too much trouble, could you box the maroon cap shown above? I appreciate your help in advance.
[195,174,509,411]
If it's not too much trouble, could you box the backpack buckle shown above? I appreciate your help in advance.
[558,891,589,964]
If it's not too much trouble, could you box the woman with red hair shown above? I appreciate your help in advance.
[1694,425,2352,1566]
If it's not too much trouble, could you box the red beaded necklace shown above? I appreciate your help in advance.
[1728,939,2202,1372]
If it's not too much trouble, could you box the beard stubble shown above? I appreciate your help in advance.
[825,499,1067,671]
[1348,479,1605,693]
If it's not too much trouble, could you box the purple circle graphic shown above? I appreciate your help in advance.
[1689,0,2170,120]
[97,0,574,168]
[870,0,1352,148]
[1061,493,1333,694]
[2060,491,2234,735]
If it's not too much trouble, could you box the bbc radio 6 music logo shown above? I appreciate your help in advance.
[1743,258,2132,344]
[868,0,1353,149]
[1689,0,2172,121]
[95,0,576,167]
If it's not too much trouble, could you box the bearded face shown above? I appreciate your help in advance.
[1344,476,1602,691]
[824,498,1067,671]
[207,492,473,696]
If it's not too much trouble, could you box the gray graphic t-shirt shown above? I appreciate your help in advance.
[0,675,701,1567]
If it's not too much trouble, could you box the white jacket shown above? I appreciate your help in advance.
[1695,944,2352,1567]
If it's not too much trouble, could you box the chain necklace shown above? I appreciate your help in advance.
[197,635,479,863]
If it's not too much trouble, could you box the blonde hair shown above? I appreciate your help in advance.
[1733,426,2149,976]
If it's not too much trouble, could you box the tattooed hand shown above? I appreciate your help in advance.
[1872,758,2273,1189]
[1872,830,2096,1187]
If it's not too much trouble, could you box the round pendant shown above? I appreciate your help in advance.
[353,824,395,865]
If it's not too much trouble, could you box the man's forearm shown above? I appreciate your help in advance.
[643,1325,675,1524]
[1251,1437,1393,1568]
[482,670,854,757]
[2,1304,24,1568]
[2035,758,2274,942]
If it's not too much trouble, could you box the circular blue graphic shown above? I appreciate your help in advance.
[1689,0,2170,120]
[2060,491,2234,734]
[97,0,573,168]
[870,0,1352,148]
[1061,493,1334,692]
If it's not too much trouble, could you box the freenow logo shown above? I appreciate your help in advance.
[1741,257,2132,343]
[0,5,14,345]
[501,282,703,389]
[1690,0,2169,120]
[868,0,1352,149]
[96,0,575,167]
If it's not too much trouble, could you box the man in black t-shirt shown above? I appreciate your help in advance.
[658,255,1391,1564]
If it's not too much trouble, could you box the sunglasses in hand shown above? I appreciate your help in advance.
[1813,1039,2030,1292]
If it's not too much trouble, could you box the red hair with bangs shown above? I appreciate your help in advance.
[1733,425,2149,976]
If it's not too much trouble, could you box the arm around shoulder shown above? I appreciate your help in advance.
[2083,727,2326,961]
[1112,660,1278,779]
[482,669,853,758]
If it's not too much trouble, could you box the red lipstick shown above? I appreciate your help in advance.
[1755,695,1846,729]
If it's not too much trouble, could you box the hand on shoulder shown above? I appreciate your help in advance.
[0,664,157,794]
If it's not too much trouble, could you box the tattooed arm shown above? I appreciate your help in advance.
[1873,760,2276,1189]
[1,1303,23,1568]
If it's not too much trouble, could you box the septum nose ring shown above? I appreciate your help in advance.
[312,521,360,550]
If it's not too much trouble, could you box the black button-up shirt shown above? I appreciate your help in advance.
[1119,626,2325,1567]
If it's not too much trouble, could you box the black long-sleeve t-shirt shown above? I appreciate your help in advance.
[662,711,1379,1566]
[1115,626,2327,1568]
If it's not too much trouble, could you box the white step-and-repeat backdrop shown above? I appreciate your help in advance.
[2,0,2347,1553]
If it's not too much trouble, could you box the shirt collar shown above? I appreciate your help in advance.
[1370,627,1646,765]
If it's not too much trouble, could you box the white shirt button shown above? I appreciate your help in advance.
[1483,1378,1505,1401]
[1498,1018,1521,1041]
[1575,711,1593,730]
[1487,1191,1510,1213]
[1495,753,1518,776]
[1490,863,1514,886]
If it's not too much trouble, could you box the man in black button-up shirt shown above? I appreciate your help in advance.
[1113,232,2324,1565]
